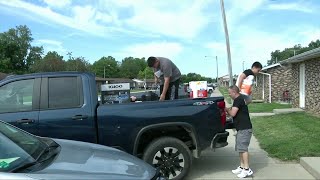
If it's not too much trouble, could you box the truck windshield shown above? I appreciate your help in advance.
[0,121,46,172]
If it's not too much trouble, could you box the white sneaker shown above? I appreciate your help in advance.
[232,166,243,174]
[237,168,253,178]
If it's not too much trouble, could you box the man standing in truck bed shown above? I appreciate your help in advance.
[147,56,181,101]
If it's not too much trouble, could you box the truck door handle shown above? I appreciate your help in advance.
[72,115,88,121]
[16,119,35,124]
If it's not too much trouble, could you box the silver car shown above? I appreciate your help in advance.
[0,120,164,180]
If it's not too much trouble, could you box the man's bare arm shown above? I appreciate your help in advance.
[225,107,239,117]
[161,77,170,96]
[237,73,247,88]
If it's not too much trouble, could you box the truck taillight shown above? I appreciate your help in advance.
[217,101,226,126]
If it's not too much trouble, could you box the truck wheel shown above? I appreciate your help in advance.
[142,137,192,180]
[209,89,213,94]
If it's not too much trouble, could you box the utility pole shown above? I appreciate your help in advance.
[220,0,233,86]
[242,61,245,71]
[204,55,218,84]
[144,68,147,91]
[216,56,218,83]
[104,64,111,78]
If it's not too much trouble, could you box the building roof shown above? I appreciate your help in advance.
[96,77,154,83]
[132,78,154,83]
[280,47,320,64]
[219,74,237,82]
[95,77,134,82]
[132,78,144,83]
[261,63,281,71]
[219,74,229,79]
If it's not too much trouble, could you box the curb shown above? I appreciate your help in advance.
[300,157,320,180]
[250,113,275,117]
[273,108,304,114]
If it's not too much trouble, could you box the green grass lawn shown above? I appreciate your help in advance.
[130,89,146,93]
[252,112,320,161]
[24,96,32,103]
[248,102,292,113]
[219,87,232,104]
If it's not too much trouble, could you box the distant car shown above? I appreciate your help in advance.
[0,120,164,180]
[207,87,214,94]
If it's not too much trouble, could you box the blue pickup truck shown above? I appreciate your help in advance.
[0,72,230,180]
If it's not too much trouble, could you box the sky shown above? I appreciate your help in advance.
[0,0,320,78]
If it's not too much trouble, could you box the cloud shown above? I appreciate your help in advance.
[296,27,320,46]
[98,0,214,39]
[205,42,227,56]
[42,0,72,8]
[204,0,319,76]
[267,2,314,13]
[205,24,320,76]
[0,0,213,39]
[120,42,183,59]
[0,0,156,38]
[35,39,67,54]
[226,0,265,28]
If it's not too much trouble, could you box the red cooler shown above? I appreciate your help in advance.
[197,90,208,98]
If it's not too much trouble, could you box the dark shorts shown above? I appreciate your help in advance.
[235,129,252,152]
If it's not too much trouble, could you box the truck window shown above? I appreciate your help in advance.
[48,77,83,109]
[0,79,34,113]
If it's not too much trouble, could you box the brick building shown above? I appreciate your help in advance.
[252,47,320,115]
[252,63,293,103]
[281,47,320,114]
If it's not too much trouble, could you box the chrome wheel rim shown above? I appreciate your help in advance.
[152,147,184,179]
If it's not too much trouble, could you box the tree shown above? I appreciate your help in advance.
[308,40,320,49]
[0,25,43,73]
[0,39,11,72]
[120,57,146,79]
[180,73,207,83]
[65,52,91,72]
[267,39,320,65]
[26,46,44,70]
[205,77,215,83]
[91,56,119,78]
[137,67,154,79]
[31,51,65,72]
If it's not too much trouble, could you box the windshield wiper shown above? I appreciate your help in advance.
[12,144,60,173]
[11,161,38,173]
[36,143,60,161]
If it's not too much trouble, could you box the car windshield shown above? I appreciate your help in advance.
[0,121,46,172]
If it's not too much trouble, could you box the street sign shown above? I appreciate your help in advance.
[101,83,130,91]
[101,83,131,104]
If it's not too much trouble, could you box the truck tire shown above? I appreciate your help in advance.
[142,137,192,180]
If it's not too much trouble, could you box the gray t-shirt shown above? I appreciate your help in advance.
[154,57,181,85]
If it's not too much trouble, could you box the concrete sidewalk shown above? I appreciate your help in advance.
[186,89,315,179]
[186,129,315,179]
